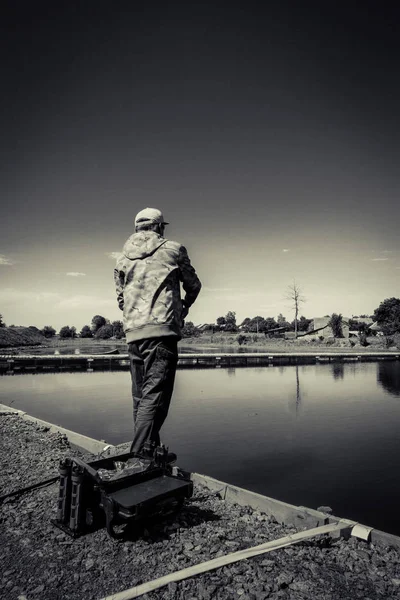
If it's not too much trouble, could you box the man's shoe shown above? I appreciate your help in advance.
[166,452,177,465]
[132,442,177,465]
[142,441,156,457]
[155,446,177,465]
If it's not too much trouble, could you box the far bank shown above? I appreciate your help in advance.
[2,333,399,356]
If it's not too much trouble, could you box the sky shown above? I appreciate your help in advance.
[1,1,400,331]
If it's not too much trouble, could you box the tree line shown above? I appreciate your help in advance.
[181,298,400,339]
[207,312,313,335]
[0,314,124,340]
[1,297,400,341]
[57,315,125,340]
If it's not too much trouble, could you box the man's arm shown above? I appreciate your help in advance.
[114,267,125,311]
[178,246,202,315]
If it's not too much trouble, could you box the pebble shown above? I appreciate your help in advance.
[85,559,95,570]
[184,541,194,551]
[260,559,275,567]
[225,540,239,547]
[32,584,45,594]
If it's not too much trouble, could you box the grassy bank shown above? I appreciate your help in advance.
[0,337,128,355]
[180,333,400,353]
[2,333,399,355]
[0,326,47,348]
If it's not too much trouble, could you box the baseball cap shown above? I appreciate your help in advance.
[134,208,169,227]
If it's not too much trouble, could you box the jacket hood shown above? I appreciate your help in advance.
[122,231,167,260]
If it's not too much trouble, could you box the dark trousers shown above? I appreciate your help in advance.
[128,337,178,454]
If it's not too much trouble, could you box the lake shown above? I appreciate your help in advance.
[1,361,400,535]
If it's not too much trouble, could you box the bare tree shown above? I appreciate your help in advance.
[285,281,306,338]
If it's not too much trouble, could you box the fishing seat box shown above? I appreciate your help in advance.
[53,449,193,538]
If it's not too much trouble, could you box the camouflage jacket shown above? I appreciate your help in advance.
[114,231,201,343]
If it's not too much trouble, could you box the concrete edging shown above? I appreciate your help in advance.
[190,473,400,549]
[191,472,332,529]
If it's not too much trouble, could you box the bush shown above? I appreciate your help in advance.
[373,297,400,335]
[80,325,93,338]
[94,324,114,339]
[394,333,400,349]
[386,337,395,349]
[237,334,248,346]
[59,326,77,339]
[328,313,344,338]
[91,315,107,334]
[181,321,200,338]
[359,332,369,347]
[41,326,56,338]
[112,320,124,339]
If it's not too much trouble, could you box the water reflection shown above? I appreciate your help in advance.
[287,365,302,416]
[377,362,400,397]
[296,365,301,413]
[332,362,345,380]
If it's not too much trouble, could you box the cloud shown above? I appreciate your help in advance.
[0,288,61,304]
[0,254,13,266]
[106,252,122,260]
[371,258,389,262]
[0,288,115,309]
[66,272,86,277]
[57,295,115,309]
[282,249,290,253]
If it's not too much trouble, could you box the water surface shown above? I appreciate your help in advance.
[1,362,400,535]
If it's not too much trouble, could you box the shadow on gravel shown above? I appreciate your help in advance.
[180,504,222,527]
[114,503,221,544]
[190,491,223,503]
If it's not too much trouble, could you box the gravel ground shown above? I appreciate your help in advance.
[1,413,400,600]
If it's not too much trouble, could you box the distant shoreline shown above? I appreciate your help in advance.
[1,335,399,355]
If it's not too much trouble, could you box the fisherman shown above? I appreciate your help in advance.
[114,208,201,455]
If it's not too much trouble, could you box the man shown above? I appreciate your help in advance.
[114,207,201,456]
